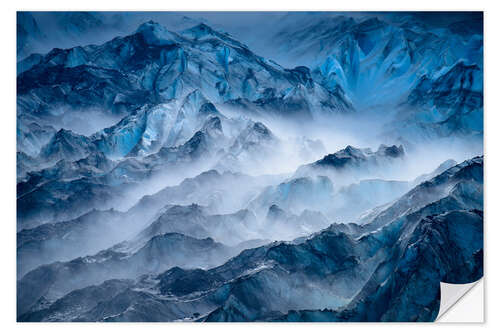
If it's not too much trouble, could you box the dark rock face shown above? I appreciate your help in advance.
[285,66,314,87]
[313,144,405,169]
[266,204,287,221]
[377,144,404,158]
[315,146,367,168]
[294,144,406,185]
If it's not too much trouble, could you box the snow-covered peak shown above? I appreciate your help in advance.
[135,20,180,46]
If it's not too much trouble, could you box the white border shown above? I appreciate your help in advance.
[438,279,484,322]
[2,1,497,331]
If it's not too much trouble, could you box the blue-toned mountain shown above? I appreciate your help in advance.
[17,21,353,125]
[18,156,483,322]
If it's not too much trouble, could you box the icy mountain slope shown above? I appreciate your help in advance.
[295,144,405,185]
[271,210,482,322]
[17,21,352,125]
[17,167,279,277]
[16,102,271,228]
[17,13,483,147]
[17,232,267,317]
[249,176,335,217]
[357,156,482,229]
[268,14,482,106]
[204,157,483,322]
[387,61,483,141]
[16,12,483,322]
[18,156,483,322]
[17,209,124,277]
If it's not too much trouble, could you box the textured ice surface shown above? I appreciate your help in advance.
[17,12,483,322]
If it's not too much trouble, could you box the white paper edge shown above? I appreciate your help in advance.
[436,278,484,322]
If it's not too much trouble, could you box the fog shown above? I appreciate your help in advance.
[16,11,484,322]
[17,105,482,321]
[56,108,124,136]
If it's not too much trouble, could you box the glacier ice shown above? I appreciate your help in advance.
[16,12,483,322]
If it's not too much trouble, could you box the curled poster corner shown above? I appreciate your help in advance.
[436,279,484,322]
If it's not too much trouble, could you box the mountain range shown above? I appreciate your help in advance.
[17,12,483,322]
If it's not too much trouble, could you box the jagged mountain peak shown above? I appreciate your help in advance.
[52,128,83,141]
[251,121,271,136]
[135,20,180,46]
[376,144,405,158]
[179,89,219,117]
[293,144,407,185]
[18,17,354,123]
[181,22,250,50]
[312,146,367,168]
[285,66,314,86]
[182,22,222,39]
[266,204,287,220]
[202,116,223,136]
[39,128,93,162]
[312,143,405,168]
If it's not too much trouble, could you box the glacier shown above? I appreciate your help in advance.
[16,12,483,322]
